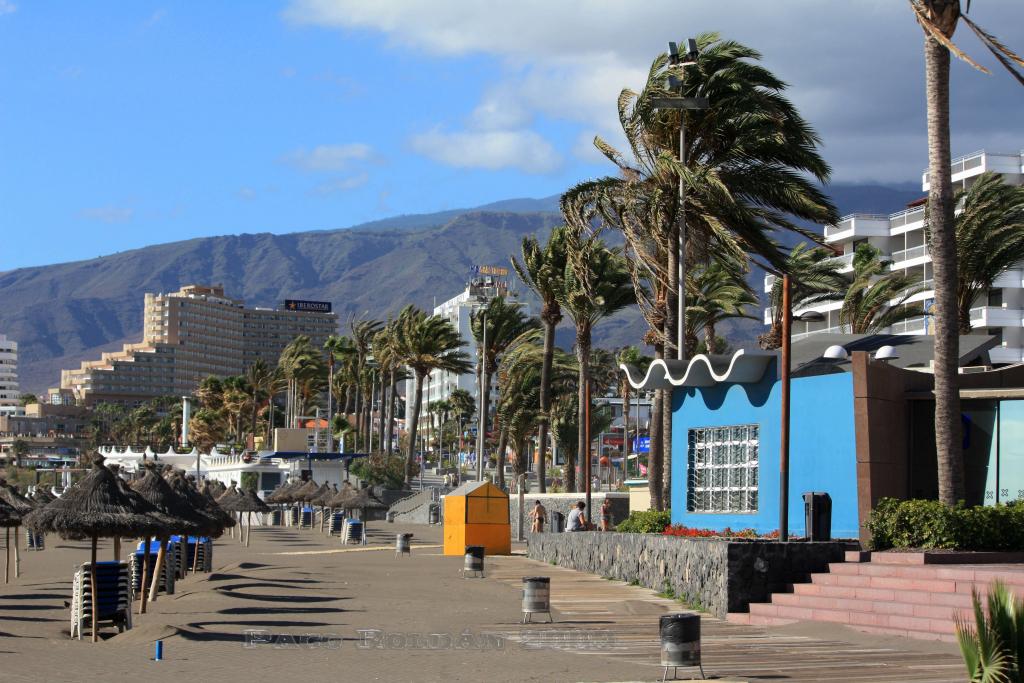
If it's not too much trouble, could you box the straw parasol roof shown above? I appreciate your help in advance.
[200,480,237,529]
[0,497,21,527]
[295,479,321,504]
[221,488,271,514]
[265,480,296,504]
[308,483,332,507]
[166,473,227,538]
[351,488,388,511]
[216,481,243,506]
[314,484,338,507]
[32,488,56,505]
[24,455,166,540]
[0,480,35,515]
[130,463,210,537]
[326,482,358,509]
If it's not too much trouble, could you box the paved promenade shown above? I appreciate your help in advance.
[0,523,965,682]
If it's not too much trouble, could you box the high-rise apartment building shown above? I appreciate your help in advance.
[62,285,338,405]
[0,334,20,416]
[403,274,528,442]
[764,149,1024,364]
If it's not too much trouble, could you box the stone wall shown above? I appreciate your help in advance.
[526,531,849,618]
[510,492,629,535]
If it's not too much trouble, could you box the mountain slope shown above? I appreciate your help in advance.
[0,184,922,393]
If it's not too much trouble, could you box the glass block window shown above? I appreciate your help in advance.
[687,424,759,513]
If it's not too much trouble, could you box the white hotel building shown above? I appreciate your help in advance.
[404,275,528,445]
[0,334,20,416]
[765,149,1024,364]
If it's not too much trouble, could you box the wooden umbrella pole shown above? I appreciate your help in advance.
[4,527,9,584]
[139,537,150,614]
[148,537,166,604]
[245,511,251,548]
[90,533,98,643]
[113,537,120,562]
[13,525,19,578]
[191,536,201,574]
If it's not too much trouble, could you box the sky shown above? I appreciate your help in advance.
[1,1,1022,271]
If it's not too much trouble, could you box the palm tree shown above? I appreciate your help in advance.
[350,318,383,447]
[616,346,649,475]
[448,387,475,458]
[278,336,326,428]
[953,172,1024,333]
[563,33,837,509]
[391,306,473,486]
[512,226,569,493]
[558,233,635,492]
[760,243,848,350]
[686,259,757,356]
[244,359,278,446]
[470,297,540,472]
[840,244,926,334]
[911,0,1023,505]
[188,408,226,452]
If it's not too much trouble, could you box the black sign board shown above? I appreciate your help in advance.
[284,299,333,313]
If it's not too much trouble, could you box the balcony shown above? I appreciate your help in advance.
[823,214,890,242]
[923,150,1024,190]
[989,346,1024,365]
[891,244,929,264]
[891,316,929,334]
[970,306,1024,328]
[993,269,1024,289]
[888,206,926,231]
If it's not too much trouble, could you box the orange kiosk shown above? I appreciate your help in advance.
[442,481,511,556]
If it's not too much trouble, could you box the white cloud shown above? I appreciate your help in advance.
[0,1,15,16]
[237,187,257,201]
[281,143,373,172]
[284,0,1024,183]
[313,173,369,195]
[410,128,561,174]
[77,206,134,224]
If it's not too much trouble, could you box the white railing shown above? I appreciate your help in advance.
[829,253,856,268]
[889,206,926,229]
[924,150,987,183]
[892,244,929,263]
[891,317,928,334]
[823,213,889,238]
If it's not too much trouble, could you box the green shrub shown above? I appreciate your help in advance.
[867,498,1024,551]
[350,453,416,490]
[616,509,671,534]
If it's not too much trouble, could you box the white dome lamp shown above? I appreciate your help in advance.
[874,345,900,363]
[823,345,849,361]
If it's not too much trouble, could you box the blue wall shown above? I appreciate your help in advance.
[671,368,859,538]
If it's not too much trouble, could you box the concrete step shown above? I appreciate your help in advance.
[769,592,967,620]
[793,581,975,608]
[826,561,1024,585]
[815,567,1024,594]
[844,550,871,563]
[748,602,957,636]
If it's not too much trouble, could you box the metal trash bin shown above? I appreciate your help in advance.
[396,533,412,557]
[463,545,485,578]
[522,576,552,623]
[550,511,565,533]
[803,491,832,541]
[659,613,704,680]
[428,503,440,525]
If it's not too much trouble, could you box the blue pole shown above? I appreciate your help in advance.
[155,640,163,661]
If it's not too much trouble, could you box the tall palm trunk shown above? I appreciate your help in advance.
[665,238,678,513]
[386,370,397,455]
[496,426,509,488]
[377,377,387,454]
[573,324,592,494]
[622,383,631,474]
[537,319,556,493]
[924,8,965,505]
[649,343,665,510]
[661,388,673,508]
[405,373,425,486]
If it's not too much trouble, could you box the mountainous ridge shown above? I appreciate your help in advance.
[0,184,922,393]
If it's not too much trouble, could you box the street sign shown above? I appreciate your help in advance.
[284,299,332,313]
[632,437,651,453]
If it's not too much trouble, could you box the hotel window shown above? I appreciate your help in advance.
[687,424,759,513]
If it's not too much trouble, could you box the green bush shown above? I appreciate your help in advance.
[867,498,1024,551]
[350,453,416,490]
[616,509,672,534]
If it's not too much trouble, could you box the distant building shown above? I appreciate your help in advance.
[61,285,338,406]
[764,149,1024,363]
[0,334,20,416]
[403,274,528,445]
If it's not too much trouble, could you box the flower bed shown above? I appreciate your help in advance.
[662,524,781,540]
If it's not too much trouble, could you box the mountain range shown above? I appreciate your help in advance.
[0,184,922,394]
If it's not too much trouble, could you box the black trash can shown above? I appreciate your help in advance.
[659,613,702,676]
[803,491,832,541]
[428,503,440,525]
[550,511,565,533]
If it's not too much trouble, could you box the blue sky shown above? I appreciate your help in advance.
[1,1,1022,270]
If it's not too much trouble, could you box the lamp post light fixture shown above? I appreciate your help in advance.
[654,38,708,362]
[778,273,827,542]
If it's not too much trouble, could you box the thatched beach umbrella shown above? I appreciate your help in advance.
[306,482,330,531]
[0,480,34,579]
[24,455,166,642]
[220,488,271,547]
[217,482,244,539]
[314,484,338,532]
[170,474,227,574]
[0,497,21,583]
[326,481,358,510]
[130,463,209,608]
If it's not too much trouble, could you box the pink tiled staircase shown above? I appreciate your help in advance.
[727,551,1024,642]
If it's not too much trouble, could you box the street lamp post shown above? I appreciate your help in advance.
[778,273,824,541]
[476,307,487,482]
[326,353,334,453]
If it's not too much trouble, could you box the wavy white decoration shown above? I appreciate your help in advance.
[619,349,776,391]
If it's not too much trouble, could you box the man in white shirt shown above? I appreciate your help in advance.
[566,501,588,532]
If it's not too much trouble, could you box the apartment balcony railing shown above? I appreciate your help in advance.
[891,244,929,263]
[823,213,889,238]
[889,205,926,230]
[891,316,929,334]
[970,306,1024,328]
[923,150,986,184]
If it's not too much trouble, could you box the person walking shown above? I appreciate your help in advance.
[600,498,613,531]
[529,500,548,533]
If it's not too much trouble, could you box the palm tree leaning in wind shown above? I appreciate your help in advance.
[350,318,383,448]
[244,359,278,447]
[563,33,836,509]
[840,245,926,335]
[512,226,569,493]
[558,232,635,493]
[760,243,848,350]
[685,259,757,356]
[953,172,1024,333]
[470,297,540,476]
[910,0,1023,504]
[391,305,472,487]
